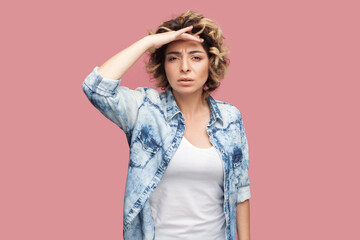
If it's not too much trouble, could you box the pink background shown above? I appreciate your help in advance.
[1,0,359,239]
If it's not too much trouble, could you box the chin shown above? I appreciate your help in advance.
[173,87,202,95]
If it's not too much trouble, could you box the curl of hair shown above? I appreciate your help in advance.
[144,10,230,102]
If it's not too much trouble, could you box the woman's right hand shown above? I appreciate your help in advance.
[146,25,204,50]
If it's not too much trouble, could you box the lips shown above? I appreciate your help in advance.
[178,77,194,82]
[178,77,194,86]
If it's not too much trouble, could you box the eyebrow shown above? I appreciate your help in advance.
[166,50,205,55]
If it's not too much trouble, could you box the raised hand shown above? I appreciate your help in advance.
[147,25,204,50]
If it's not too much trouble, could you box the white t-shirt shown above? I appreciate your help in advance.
[149,136,226,240]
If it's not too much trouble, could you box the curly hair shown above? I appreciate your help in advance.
[144,10,230,102]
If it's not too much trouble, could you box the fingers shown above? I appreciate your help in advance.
[178,25,193,34]
[187,34,204,42]
[175,26,194,37]
[176,26,204,42]
[181,33,204,42]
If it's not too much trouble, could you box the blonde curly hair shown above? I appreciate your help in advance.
[145,10,230,102]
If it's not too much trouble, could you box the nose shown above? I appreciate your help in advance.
[180,58,190,73]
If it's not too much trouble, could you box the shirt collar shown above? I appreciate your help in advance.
[163,88,223,126]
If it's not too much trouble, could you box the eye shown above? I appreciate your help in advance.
[168,57,177,61]
[193,56,202,60]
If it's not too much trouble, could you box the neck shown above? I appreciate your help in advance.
[171,88,208,121]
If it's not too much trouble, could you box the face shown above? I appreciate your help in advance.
[164,40,209,97]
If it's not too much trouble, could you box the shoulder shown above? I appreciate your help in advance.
[212,97,243,122]
[132,86,161,104]
[133,86,159,96]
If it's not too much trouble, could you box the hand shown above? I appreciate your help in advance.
[146,25,204,50]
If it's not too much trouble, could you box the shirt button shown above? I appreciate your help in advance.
[209,131,212,135]
[221,149,224,154]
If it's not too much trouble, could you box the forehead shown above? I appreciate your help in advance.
[165,40,205,53]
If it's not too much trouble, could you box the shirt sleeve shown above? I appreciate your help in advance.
[236,112,251,203]
[81,66,146,135]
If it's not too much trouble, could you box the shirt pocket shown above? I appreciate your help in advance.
[232,147,243,169]
[232,147,243,187]
[129,129,163,168]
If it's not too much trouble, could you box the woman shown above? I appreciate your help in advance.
[82,10,251,240]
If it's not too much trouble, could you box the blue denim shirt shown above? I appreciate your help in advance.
[82,66,251,240]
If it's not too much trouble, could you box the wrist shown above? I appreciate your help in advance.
[141,35,154,52]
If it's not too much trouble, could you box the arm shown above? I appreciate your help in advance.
[81,37,153,135]
[97,36,152,80]
[235,109,251,240]
[82,66,146,135]
[96,25,202,80]
[82,27,202,135]
[237,199,250,240]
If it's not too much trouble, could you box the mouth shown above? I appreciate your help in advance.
[178,78,194,82]
[178,78,194,85]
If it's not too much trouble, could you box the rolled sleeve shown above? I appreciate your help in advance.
[82,66,146,135]
[237,185,251,203]
[236,110,251,203]
[82,66,121,96]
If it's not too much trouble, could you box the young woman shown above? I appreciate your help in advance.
[82,10,251,240]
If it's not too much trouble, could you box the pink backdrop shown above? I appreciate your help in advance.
[1,0,359,239]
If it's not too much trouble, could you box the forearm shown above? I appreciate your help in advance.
[97,36,153,80]
[236,199,250,240]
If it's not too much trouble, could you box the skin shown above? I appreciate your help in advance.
[237,199,250,240]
